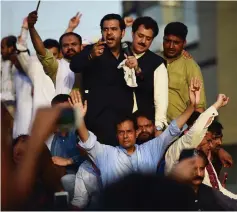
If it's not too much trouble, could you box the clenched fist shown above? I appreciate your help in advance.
[27,11,38,28]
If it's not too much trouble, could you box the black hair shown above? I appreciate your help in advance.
[133,110,155,125]
[51,94,72,106]
[100,13,126,31]
[59,32,82,48]
[43,39,60,51]
[179,149,208,166]
[13,134,29,147]
[186,111,201,127]
[164,22,188,41]
[116,114,137,131]
[5,35,17,49]
[132,16,159,38]
[208,121,223,137]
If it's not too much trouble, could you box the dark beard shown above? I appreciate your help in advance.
[137,133,155,145]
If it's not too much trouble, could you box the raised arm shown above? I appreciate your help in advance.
[165,94,229,174]
[18,17,29,47]
[65,12,82,33]
[27,11,46,56]
[27,10,58,81]
[175,77,202,129]
[68,90,111,162]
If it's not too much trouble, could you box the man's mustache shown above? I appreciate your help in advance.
[139,132,151,137]
[138,43,146,47]
[66,49,76,54]
[193,176,204,181]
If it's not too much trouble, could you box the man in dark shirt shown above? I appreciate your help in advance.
[70,14,133,146]
[179,149,237,211]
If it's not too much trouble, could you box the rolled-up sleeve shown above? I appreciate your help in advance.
[165,106,218,174]
[78,131,106,163]
[144,120,184,162]
[37,49,58,83]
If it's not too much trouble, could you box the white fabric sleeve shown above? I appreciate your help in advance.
[18,27,28,47]
[71,166,89,208]
[165,106,218,174]
[154,63,168,129]
[16,43,31,77]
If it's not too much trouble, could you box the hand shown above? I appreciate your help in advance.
[90,39,106,58]
[68,12,82,30]
[155,129,163,137]
[52,156,73,166]
[169,157,199,184]
[213,94,229,110]
[124,16,134,27]
[125,55,139,70]
[27,11,38,28]
[189,77,202,107]
[182,50,192,59]
[69,90,87,118]
[217,148,233,168]
[22,17,28,29]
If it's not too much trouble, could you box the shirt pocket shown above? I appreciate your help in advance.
[168,71,182,90]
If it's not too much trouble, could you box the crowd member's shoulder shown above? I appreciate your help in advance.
[146,49,166,67]
[181,52,200,70]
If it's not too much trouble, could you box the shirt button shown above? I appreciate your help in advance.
[195,200,198,203]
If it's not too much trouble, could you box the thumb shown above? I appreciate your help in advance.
[124,53,128,59]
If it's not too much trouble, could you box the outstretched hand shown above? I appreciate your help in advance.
[68,12,82,30]
[69,90,87,118]
[189,77,202,107]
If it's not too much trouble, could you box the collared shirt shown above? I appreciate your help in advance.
[165,105,218,174]
[50,130,83,171]
[71,160,102,209]
[78,120,183,187]
[203,161,237,199]
[164,54,207,122]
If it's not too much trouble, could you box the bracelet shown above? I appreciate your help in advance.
[21,26,28,30]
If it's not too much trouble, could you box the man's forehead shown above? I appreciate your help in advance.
[62,35,80,43]
[137,116,152,125]
[136,25,154,37]
[164,34,183,41]
[103,19,120,27]
[117,120,134,129]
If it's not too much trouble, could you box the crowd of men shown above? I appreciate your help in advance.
[1,9,237,211]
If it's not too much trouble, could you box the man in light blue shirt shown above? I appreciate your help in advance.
[70,78,202,187]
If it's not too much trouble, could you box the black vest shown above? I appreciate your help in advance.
[135,50,166,116]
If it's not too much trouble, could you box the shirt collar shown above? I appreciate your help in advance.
[133,51,146,60]
[160,51,182,64]
[118,144,138,156]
